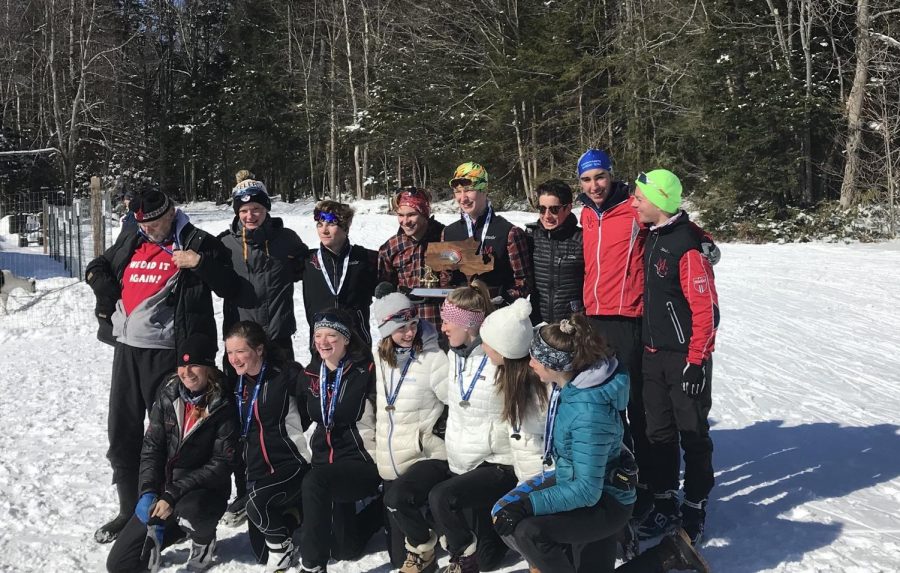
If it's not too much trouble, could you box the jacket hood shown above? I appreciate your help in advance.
[564,357,629,410]
[172,209,190,248]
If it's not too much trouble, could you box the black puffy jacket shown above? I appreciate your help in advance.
[233,361,312,481]
[219,216,308,340]
[299,354,377,467]
[85,218,239,346]
[138,375,239,505]
[526,214,585,324]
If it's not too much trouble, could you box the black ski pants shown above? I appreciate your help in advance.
[107,343,176,485]
[106,488,226,573]
[428,462,518,571]
[511,493,632,573]
[299,461,383,569]
[246,465,308,546]
[383,458,452,565]
[589,316,650,467]
[642,349,714,504]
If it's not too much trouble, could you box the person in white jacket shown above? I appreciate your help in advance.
[425,281,518,573]
[479,298,549,484]
[371,284,449,572]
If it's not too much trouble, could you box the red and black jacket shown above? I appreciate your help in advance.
[299,354,377,467]
[641,212,720,365]
[235,361,312,482]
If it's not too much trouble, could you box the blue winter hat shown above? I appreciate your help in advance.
[577,149,613,177]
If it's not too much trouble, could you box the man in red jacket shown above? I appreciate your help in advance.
[631,169,719,546]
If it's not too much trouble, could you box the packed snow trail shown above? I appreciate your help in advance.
[1,203,898,572]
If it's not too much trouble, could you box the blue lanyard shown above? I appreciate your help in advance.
[385,350,416,411]
[463,204,492,255]
[138,228,178,255]
[319,358,346,429]
[542,384,562,465]
[235,363,268,438]
[457,355,489,405]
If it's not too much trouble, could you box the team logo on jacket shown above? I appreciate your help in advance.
[693,275,709,294]
[654,257,668,278]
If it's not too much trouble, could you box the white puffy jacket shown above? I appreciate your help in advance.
[375,322,449,480]
[509,392,551,481]
[443,342,513,475]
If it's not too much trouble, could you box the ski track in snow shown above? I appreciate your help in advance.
[1,202,899,572]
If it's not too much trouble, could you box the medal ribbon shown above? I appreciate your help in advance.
[384,349,416,411]
[463,204,492,255]
[319,358,346,429]
[316,246,351,296]
[235,363,268,438]
[457,355,489,404]
[542,383,562,465]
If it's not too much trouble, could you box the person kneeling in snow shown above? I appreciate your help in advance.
[106,334,238,573]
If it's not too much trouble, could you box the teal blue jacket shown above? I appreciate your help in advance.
[529,358,635,515]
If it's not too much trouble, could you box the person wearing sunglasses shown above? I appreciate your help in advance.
[442,162,532,307]
[85,184,240,544]
[575,149,720,534]
[525,179,585,325]
[296,309,382,573]
[630,169,720,547]
[377,187,446,330]
[302,200,378,349]
[371,284,450,572]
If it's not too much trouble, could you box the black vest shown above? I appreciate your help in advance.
[442,209,515,296]
[527,214,584,324]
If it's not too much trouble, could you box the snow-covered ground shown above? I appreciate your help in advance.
[1,200,899,572]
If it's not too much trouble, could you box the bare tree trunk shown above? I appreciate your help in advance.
[840,0,871,208]
[513,103,533,204]
[341,0,362,199]
[799,0,814,204]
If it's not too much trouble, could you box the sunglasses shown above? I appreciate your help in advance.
[450,178,473,188]
[395,186,425,198]
[314,210,341,224]
[313,310,344,324]
[382,307,419,326]
[637,172,669,198]
[538,204,570,215]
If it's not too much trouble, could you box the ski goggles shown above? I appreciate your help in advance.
[314,209,342,225]
[636,172,669,198]
[381,307,418,326]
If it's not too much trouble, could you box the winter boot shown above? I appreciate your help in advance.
[680,499,707,545]
[637,491,680,539]
[221,494,248,527]
[94,480,138,543]
[185,537,216,571]
[631,483,655,525]
[299,565,327,573]
[439,535,478,573]
[657,529,710,573]
[618,520,641,562]
[265,539,295,573]
[401,532,438,573]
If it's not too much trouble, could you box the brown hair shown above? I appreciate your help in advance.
[224,320,286,367]
[496,356,548,427]
[445,279,494,317]
[315,200,355,230]
[539,313,613,372]
[377,326,425,368]
[235,169,254,184]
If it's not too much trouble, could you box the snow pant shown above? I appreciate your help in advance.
[299,461,383,569]
[107,343,176,488]
[642,349,714,504]
[589,316,649,468]
[246,464,308,548]
[383,458,450,566]
[106,488,226,573]
[511,493,632,573]
[428,462,518,571]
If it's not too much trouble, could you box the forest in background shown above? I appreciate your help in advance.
[1,0,898,240]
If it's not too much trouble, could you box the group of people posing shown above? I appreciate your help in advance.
[86,151,720,573]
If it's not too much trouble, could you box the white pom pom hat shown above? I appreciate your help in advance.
[480,298,533,359]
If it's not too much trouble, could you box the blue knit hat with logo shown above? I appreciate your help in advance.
[577,149,613,177]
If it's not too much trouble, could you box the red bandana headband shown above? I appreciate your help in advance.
[396,190,431,217]
[440,300,485,329]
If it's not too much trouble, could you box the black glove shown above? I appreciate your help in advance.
[682,362,706,397]
[493,497,533,536]
[609,446,639,491]
[701,242,721,266]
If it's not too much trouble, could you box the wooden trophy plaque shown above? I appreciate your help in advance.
[409,238,495,298]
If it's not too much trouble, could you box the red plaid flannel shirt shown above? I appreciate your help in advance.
[377,219,445,328]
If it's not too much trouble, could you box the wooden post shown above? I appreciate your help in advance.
[42,199,49,254]
[91,176,103,257]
